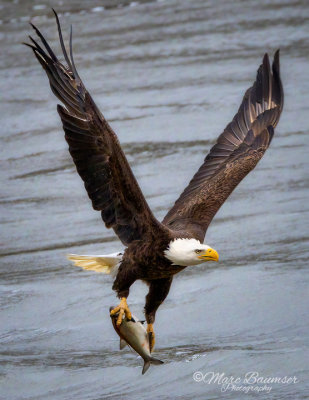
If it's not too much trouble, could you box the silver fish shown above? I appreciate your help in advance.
[110,307,164,374]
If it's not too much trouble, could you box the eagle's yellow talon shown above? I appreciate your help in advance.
[147,323,155,353]
[110,297,132,326]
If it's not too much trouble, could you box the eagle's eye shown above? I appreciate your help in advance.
[195,249,203,254]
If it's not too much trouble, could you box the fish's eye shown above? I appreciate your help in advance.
[195,249,203,254]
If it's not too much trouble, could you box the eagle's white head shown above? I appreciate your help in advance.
[164,238,219,266]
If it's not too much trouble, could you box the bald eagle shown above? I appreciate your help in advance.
[25,11,283,352]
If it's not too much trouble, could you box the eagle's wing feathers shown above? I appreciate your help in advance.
[26,11,164,245]
[163,52,283,241]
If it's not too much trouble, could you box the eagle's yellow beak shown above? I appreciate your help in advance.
[198,248,219,262]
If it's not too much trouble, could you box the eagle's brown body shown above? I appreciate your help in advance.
[26,11,283,330]
[113,229,188,323]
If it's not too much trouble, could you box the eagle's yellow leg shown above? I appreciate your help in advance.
[147,323,155,353]
[110,297,132,326]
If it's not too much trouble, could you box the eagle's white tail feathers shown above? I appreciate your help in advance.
[67,252,122,276]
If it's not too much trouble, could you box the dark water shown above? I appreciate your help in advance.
[1,0,309,399]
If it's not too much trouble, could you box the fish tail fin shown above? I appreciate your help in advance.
[67,252,122,276]
[142,361,151,375]
[142,357,164,374]
[150,357,164,366]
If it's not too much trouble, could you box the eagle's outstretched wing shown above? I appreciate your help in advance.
[163,51,283,242]
[26,11,165,246]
